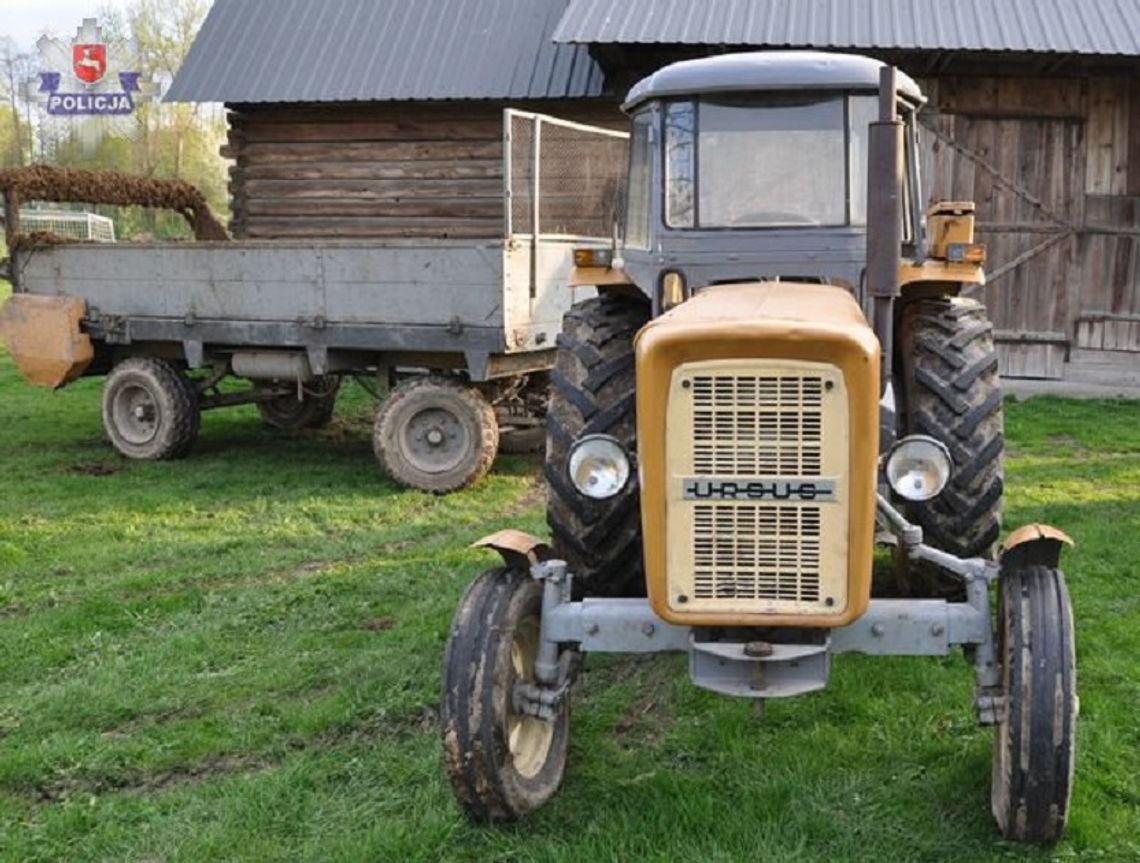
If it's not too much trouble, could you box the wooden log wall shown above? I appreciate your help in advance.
[921,76,1140,377]
[222,100,625,241]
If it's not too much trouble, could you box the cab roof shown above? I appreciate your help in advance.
[623,50,924,112]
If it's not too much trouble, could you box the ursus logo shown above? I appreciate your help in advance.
[73,44,107,85]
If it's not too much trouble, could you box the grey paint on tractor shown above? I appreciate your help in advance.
[622,51,923,111]
[615,52,916,327]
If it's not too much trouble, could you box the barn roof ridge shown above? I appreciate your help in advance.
[166,0,607,104]
[552,0,1140,57]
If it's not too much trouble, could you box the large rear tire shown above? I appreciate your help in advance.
[991,565,1077,843]
[545,294,649,597]
[898,297,1003,575]
[441,567,569,822]
[102,357,199,460]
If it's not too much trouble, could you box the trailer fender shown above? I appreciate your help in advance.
[999,524,1074,570]
[472,529,552,570]
[0,294,93,388]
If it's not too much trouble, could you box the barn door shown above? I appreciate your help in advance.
[922,113,1083,379]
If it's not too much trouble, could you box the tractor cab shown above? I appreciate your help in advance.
[613,51,926,314]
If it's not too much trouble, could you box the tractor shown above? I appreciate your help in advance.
[440,52,1076,843]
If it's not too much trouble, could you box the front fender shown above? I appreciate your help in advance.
[999,524,1074,570]
[472,529,552,571]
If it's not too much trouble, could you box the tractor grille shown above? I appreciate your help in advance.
[693,504,822,601]
[666,361,850,616]
[692,374,824,476]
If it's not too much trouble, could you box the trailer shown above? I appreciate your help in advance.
[0,111,628,492]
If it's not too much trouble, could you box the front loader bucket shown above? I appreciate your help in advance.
[0,294,93,388]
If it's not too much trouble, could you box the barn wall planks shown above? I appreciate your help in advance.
[921,75,1140,379]
[224,100,626,241]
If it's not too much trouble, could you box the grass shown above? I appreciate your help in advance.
[1,282,1138,860]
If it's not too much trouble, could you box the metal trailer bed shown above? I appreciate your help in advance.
[11,236,594,380]
[0,111,628,492]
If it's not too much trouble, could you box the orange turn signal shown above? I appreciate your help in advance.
[947,242,987,264]
[573,248,614,268]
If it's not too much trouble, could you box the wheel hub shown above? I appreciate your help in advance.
[507,616,555,780]
[113,384,160,445]
[402,406,469,474]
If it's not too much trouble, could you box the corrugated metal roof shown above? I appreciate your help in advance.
[552,0,1140,56]
[167,0,606,103]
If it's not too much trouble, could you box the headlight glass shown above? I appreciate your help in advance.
[568,435,630,500]
[886,435,952,501]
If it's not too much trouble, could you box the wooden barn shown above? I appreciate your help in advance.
[166,0,627,242]
[170,0,1140,386]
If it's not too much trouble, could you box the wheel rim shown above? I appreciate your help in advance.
[111,382,161,446]
[507,614,555,780]
[400,406,470,475]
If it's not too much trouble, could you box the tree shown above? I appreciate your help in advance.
[0,38,34,167]
[44,0,228,239]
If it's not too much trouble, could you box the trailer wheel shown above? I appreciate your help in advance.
[256,376,340,430]
[102,357,199,460]
[897,297,1003,594]
[441,567,569,822]
[374,376,498,493]
[991,565,1077,843]
[546,294,650,597]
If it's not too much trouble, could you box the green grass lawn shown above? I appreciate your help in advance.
[1,292,1138,860]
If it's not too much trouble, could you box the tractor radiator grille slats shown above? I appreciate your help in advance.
[693,504,822,601]
[691,375,823,476]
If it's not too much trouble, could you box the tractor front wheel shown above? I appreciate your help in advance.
[991,565,1077,843]
[440,567,570,822]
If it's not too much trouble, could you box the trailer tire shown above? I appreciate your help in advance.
[441,567,569,822]
[991,565,1077,843]
[546,294,649,597]
[257,376,340,430]
[102,357,199,460]
[374,376,498,493]
[897,297,1003,593]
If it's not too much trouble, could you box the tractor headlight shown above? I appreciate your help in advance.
[886,435,952,501]
[568,435,630,500]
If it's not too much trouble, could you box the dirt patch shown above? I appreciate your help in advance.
[35,753,269,803]
[613,691,673,746]
[1,164,229,245]
[67,461,122,477]
[361,616,397,632]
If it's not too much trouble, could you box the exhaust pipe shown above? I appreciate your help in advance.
[865,65,904,394]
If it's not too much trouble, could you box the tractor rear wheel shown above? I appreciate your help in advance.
[545,294,650,597]
[102,357,199,460]
[256,376,340,430]
[441,567,569,822]
[898,297,1003,590]
[991,565,1077,843]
